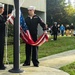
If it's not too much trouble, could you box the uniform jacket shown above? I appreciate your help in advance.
[0,15,6,33]
[25,15,46,35]
[52,25,58,34]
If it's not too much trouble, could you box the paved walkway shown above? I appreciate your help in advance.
[0,66,69,75]
[39,49,75,68]
[1,50,75,75]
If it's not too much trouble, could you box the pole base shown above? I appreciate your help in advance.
[9,68,23,73]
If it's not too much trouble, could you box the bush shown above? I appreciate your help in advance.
[6,24,24,45]
[8,24,13,37]
[6,37,24,45]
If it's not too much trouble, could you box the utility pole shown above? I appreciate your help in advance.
[9,0,23,73]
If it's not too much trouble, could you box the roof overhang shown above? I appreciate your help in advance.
[0,0,46,12]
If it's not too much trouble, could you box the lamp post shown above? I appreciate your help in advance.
[9,0,23,73]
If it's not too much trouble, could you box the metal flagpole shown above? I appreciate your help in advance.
[9,0,23,73]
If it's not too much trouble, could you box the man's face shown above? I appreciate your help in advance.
[0,7,4,14]
[28,9,35,16]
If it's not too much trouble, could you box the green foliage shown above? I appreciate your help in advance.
[47,0,66,25]
[60,62,75,75]
[64,5,75,25]
[7,37,24,45]
[65,5,75,16]
[6,24,24,45]
[8,24,13,37]
[7,37,13,45]
[47,0,75,26]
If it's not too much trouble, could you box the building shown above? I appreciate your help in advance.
[0,0,46,35]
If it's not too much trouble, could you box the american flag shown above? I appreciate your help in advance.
[7,10,48,46]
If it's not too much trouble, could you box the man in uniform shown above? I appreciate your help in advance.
[52,22,58,40]
[23,6,47,67]
[0,3,6,70]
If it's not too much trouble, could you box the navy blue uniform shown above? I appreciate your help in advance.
[0,15,6,68]
[24,15,46,66]
[52,25,58,40]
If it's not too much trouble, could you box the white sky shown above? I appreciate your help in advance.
[70,0,75,7]
[65,0,75,6]
[71,0,74,4]
[65,0,74,3]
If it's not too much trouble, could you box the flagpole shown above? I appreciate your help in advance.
[9,0,23,73]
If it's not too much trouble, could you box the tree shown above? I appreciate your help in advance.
[46,0,75,26]
[64,5,75,25]
[46,0,65,26]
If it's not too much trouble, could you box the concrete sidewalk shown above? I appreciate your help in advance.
[1,50,75,75]
[39,49,75,68]
[0,66,69,75]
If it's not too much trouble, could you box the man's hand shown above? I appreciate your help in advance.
[7,14,11,17]
[44,30,47,34]
[5,21,9,25]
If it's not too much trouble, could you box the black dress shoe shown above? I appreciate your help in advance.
[0,66,6,70]
[34,64,39,67]
[23,63,30,66]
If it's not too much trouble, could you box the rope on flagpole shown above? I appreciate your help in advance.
[20,0,25,7]
[5,3,9,65]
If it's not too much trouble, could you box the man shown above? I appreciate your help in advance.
[65,25,70,36]
[52,22,58,40]
[60,24,65,36]
[23,6,47,67]
[0,3,6,70]
[57,24,60,36]
[70,23,74,36]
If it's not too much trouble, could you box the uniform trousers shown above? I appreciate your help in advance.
[0,31,5,67]
[24,33,39,65]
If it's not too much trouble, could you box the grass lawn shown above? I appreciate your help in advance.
[4,36,75,64]
[60,62,75,75]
